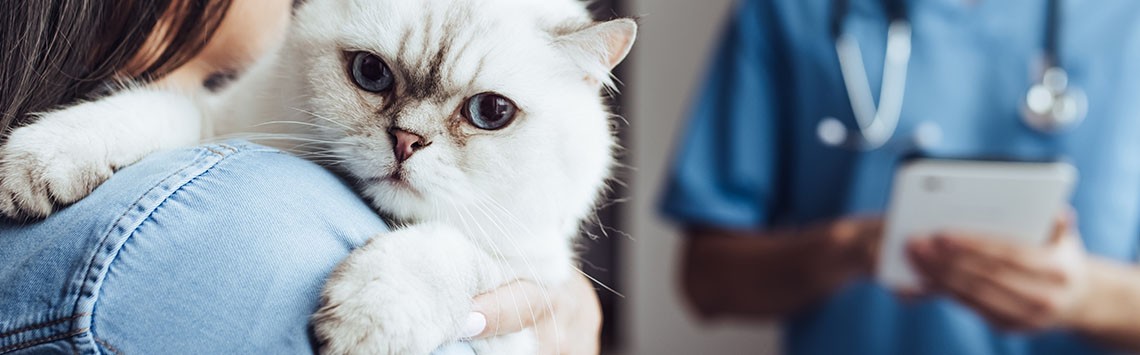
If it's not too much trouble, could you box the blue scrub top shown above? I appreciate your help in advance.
[660,0,1140,354]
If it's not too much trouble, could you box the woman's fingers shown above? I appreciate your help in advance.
[467,274,603,355]
[536,274,603,355]
[470,280,553,338]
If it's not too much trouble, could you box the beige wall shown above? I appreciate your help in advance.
[618,0,780,354]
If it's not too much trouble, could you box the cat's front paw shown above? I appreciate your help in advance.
[312,285,454,355]
[312,223,490,355]
[0,123,114,219]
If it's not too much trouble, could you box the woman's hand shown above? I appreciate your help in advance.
[907,215,1092,331]
[463,274,602,355]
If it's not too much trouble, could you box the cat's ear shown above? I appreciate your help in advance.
[556,18,638,88]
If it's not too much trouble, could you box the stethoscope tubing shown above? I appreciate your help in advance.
[834,21,911,149]
[823,0,1079,152]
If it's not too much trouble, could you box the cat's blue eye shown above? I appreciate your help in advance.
[463,93,517,131]
[350,52,394,93]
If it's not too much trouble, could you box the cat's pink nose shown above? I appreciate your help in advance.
[390,128,430,163]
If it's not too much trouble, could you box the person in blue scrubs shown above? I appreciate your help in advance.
[663,0,1140,354]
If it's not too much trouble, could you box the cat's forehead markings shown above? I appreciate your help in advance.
[448,32,477,76]
[431,6,483,94]
[465,57,487,92]
[396,27,414,63]
[395,8,487,102]
[419,7,436,61]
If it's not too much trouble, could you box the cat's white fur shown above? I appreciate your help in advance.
[0,0,635,354]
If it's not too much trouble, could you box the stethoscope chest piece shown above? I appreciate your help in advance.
[1022,67,1088,133]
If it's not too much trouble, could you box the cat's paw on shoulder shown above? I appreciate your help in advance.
[0,120,115,220]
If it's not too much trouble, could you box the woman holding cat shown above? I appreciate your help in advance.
[0,1,600,354]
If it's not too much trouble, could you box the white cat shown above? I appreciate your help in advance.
[0,0,635,354]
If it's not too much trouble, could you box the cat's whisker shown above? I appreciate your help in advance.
[467,194,575,330]
[582,199,635,243]
[287,147,339,157]
[573,266,625,298]
[578,256,608,273]
[201,131,312,144]
[444,199,507,287]
[288,149,350,158]
[221,132,317,144]
[469,189,537,236]
[303,160,346,167]
[472,190,626,301]
[292,155,348,162]
[589,212,610,240]
[240,134,354,145]
[606,176,630,189]
[572,231,629,295]
[469,198,562,353]
[235,134,361,155]
[609,113,631,127]
[610,160,637,172]
[297,155,344,161]
[457,203,534,331]
[432,202,478,337]
[448,201,525,334]
[582,227,605,242]
[289,106,355,132]
[604,224,634,241]
[252,120,328,130]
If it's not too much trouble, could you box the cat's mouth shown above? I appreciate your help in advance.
[364,171,417,192]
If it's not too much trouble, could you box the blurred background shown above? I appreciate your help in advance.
[587,0,1140,354]
[622,0,779,354]
[581,0,781,354]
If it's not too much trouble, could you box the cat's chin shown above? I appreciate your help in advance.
[358,177,436,220]
[363,175,418,194]
[361,176,425,203]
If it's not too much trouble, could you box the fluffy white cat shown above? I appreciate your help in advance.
[0,0,636,354]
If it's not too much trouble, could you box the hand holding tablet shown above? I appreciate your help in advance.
[877,159,1078,291]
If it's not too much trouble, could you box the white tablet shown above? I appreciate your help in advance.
[877,159,1078,290]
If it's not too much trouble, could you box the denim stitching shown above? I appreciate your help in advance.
[93,337,122,355]
[0,313,89,338]
[1,143,278,354]
[68,147,222,310]
[74,145,268,351]
[217,143,239,154]
[48,145,228,353]
[0,328,88,354]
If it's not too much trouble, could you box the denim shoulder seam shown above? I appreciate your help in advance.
[93,337,122,355]
[65,144,279,353]
[0,328,87,354]
[0,313,89,339]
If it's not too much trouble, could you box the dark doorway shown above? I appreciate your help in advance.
[583,0,629,352]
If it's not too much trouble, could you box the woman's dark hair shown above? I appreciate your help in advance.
[0,0,232,141]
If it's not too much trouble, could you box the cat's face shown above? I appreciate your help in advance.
[286,0,635,224]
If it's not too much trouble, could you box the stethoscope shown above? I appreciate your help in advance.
[818,0,1087,151]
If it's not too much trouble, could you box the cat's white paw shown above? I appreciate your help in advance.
[313,223,491,355]
[0,122,114,219]
[0,87,202,221]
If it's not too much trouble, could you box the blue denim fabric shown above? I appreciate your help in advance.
[0,141,473,355]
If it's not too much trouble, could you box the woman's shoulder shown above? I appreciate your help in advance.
[0,141,385,354]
